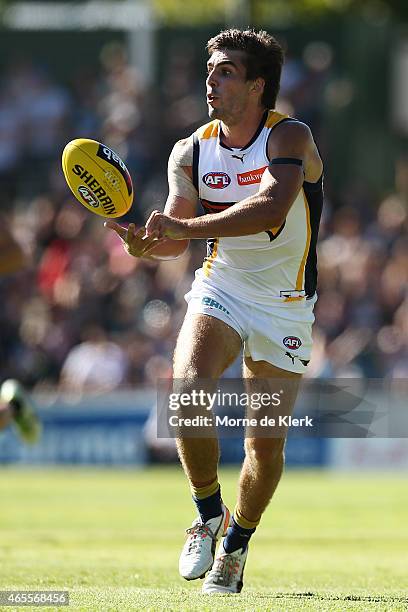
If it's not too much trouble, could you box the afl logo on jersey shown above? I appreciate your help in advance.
[283,336,302,350]
[203,172,231,189]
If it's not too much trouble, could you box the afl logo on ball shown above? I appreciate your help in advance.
[78,185,99,208]
[203,172,231,189]
[283,336,302,350]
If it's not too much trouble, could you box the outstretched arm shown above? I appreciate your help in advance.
[105,137,198,259]
[145,121,323,240]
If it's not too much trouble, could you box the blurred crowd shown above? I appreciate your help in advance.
[0,38,406,393]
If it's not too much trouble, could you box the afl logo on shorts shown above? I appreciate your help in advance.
[78,185,99,208]
[203,172,231,189]
[283,336,302,350]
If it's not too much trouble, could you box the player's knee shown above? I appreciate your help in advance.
[244,437,285,466]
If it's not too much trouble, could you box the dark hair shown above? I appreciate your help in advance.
[206,28,284,109]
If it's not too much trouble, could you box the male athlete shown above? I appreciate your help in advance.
[106,28,323,594]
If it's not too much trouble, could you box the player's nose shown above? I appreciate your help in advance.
[206,70,218,88]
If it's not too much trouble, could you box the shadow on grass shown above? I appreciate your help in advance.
[271,592,408,604]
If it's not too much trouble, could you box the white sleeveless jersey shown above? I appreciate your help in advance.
[192,110,323,306]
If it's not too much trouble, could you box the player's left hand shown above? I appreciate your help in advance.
[145,211,189,240]
[104,221,164,258]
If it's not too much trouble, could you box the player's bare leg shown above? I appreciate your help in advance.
[238,358,301,523]
[173,314,241,486]
[174,314,241,580]
[203,358,301,594]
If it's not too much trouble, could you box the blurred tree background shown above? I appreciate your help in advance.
[153,0,408,24]
[150,0,407,195]
[0,0,406,195]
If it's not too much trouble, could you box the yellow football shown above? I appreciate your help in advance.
[62,138,133,218]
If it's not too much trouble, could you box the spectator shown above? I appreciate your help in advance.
[60,325,129,394]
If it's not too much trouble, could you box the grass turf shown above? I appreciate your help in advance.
[0,467,407,611]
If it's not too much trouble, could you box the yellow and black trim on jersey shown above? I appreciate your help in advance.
[266,221,286,242]
[203,238,219,277]
[192,133,199,192]
[302,174,324,299]
[284,175,323,301]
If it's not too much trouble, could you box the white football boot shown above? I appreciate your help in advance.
[202,540,248,594]
[179,505,230,580]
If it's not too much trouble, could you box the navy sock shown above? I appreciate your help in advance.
[223,516,256,553]
[193,486,223,523]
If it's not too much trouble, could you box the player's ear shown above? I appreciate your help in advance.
[251,77,265,96]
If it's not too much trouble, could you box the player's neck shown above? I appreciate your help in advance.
[220,107,266,149]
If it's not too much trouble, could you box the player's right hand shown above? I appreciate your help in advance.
[104,221,164,258]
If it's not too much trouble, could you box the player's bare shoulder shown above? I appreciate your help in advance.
[167,135,197,203]
[170,136,194,169]
[267,120,323,183]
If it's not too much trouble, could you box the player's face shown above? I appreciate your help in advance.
[206,49,255,125]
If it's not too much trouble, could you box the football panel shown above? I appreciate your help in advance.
[62,140,133,218]
[75,140,134,204]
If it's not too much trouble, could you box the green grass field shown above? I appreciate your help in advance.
[0,467,407,611]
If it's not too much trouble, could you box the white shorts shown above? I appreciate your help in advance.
[185,274,316,374]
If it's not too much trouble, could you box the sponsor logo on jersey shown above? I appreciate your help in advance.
[231,153,246,163]
[202,296,230,315]
[237,166,267,186]
[285,351,310,367]
[203,172,231,189]
[283,336,302,350]
[96,144,133,196]
[78,185,99,208]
